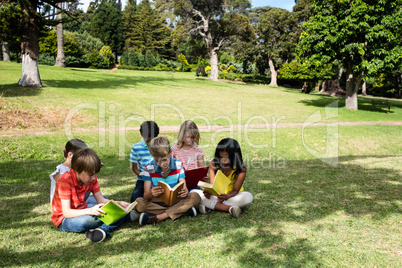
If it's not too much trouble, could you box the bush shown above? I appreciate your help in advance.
[219,72,237,81]
[39,30,84,58]
[65,55,91,68]
[38,54,55,65]
[138,52,146,67]
[121,51,128,65]
[145,50,156,68]
[74,31,104,53]
[228,65,237,73]
[99,46,115,67]
[205,66,211,72]
[154,63,171,71]
[88,51,109,69]
[196,65,208,77]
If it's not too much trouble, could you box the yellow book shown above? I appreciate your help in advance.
[197,170,231,195]
[96,200,137,225]
[156,181,184,206]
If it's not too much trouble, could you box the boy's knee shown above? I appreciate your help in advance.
[135,197,148,212]
[188,192,201,204]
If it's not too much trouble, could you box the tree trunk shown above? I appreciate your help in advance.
[362,80,367,96]
[209,49,219,81]
[19,2,42,88]
[55,2,65,67]
[345,69,362,110]
[19,53,41,87]
[268,58,277,87]
[2,41,11,61]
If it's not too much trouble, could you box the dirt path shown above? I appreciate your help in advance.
[1,121,401,138]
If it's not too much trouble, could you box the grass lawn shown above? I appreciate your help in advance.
[0,62,401,267]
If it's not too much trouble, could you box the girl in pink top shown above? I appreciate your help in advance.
[171,120,205,170]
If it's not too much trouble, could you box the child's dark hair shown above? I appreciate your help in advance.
[213,138,245,177]
[71,148,102,174]
[64,139,87,158]
[140,121,160,139]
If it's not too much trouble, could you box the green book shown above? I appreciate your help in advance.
[96,200,137,225]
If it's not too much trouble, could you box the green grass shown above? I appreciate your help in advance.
[0,61,401,267]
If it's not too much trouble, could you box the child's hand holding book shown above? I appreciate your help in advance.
[151,186,165,197]
[89,203,107,216]
[177,188,188,198]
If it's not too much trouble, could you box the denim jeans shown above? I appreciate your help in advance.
[58,214,130,237]
[86,195,108,208]
[130,180,145,202]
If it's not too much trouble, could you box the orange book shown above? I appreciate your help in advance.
[156,181,184,206]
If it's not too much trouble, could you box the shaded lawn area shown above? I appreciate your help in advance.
[0,154,401,267]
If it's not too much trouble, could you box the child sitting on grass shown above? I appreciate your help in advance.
[171,120,205,170]
[50,139,87,207]
[129,121,160,202]
[51,148,138,243]
[50,139,104,210]
[135,137,201,225]
[192,138,253,218]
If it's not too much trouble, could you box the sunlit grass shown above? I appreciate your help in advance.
[0,61,401,267]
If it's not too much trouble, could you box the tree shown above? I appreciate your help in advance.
[2,0,76,87]
[257,8,299,86]
[124,0,171,57]
[297,0,402,110]
[173,0,253,81]
[89,0,123,61]
[55,2,65,67]
[0,1,23,62]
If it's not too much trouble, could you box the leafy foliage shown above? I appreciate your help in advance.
[297,0,402,94]
[39,29,84,57]
[124,0,172,57]
[73,31,105,53]
[89,1,124,56]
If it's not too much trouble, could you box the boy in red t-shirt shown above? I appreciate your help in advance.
[51,148,138,243]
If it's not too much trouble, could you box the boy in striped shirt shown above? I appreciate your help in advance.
[136,137,201,225]
[129,121,159,202]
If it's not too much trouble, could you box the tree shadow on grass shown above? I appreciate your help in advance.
[0,73,185,97]
[0,84,42,97]
[0,155,401,266]
[299,94,402,113]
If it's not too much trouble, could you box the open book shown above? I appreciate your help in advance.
[184,166,209,189]
[156,181,184,206]
[97,200,137,225]
[197,170,231,195]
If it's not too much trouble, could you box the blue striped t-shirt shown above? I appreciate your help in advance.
[129,139,153,181]
[142,157,185,188]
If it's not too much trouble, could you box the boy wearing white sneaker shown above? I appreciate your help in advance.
[51,148,139,243]
[135,137,200,225]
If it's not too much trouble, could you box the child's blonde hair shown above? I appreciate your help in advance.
[177,120,200,148]
[149,137,171,158]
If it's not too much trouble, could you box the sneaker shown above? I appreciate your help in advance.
[139,213,158,225]
[186,207,197,217]
[198,204,210,214]
[129,210,140,222]
[229,206,241,218]
[85,228,106,243]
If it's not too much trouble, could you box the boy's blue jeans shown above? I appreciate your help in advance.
[130,180,145,202]
[58,214,130,237]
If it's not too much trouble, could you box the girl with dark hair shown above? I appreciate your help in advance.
[50,139,88,207]
[192,138,253,217]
